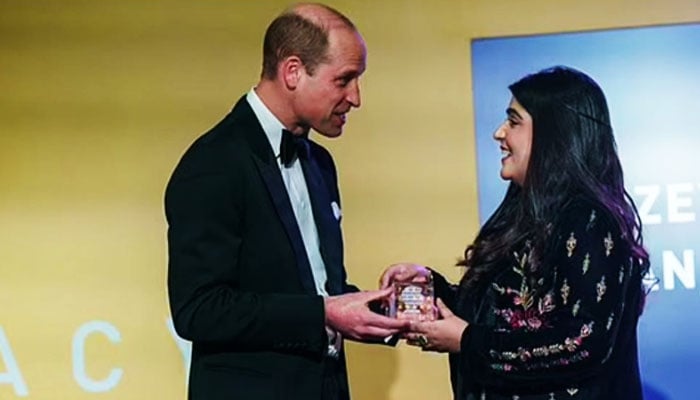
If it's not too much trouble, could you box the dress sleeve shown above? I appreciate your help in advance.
[462,206,637,388]
[431,268,459,311]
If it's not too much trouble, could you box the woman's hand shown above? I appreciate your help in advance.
[406,298,468,353]
[379,262,432,289]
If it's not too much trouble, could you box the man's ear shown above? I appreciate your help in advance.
[280,56,304,90]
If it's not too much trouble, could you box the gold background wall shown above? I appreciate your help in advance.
[1,0,698,398]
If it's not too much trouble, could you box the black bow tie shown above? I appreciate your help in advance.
[279,129,309,167]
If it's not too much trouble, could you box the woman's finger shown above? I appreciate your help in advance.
[436,298,454,318]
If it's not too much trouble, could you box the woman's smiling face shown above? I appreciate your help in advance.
[493,97,533,187]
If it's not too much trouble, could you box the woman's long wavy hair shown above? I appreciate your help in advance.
[459,66,649,292]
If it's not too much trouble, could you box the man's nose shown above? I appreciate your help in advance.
[347,80,361,108]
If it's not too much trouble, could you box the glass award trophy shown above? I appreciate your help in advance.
[386,277,437,322]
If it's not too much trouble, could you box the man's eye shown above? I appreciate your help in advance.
[336,76,354,87]
[507,119,519,127]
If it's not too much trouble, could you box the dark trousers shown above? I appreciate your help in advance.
[322,357,349,400]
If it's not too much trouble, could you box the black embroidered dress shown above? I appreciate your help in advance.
[434,201,644,400]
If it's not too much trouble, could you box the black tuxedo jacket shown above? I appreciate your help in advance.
[165,96,358,400]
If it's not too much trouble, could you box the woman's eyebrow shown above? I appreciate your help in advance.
[506,107,522,120]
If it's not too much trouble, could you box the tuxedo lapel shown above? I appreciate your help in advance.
[255,160,318,295]
[300,152,344,295]
[232,98,318,295]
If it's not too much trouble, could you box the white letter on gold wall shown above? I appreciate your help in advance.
[0,326,29,397]
[72,320,123,392]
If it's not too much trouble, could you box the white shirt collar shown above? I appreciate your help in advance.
[246,88,286,157]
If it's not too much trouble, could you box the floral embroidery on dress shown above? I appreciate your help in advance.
[491,350,592,372]
[586,209,596,231]
[490,322,593,365]
[572,299,581,317]
[492,283,506,295]
[564,324,592,352]
[517,350,590,370]
[606,312,615,331]
[579,322,593,338]
[514,286,534,310]
[566,233,577,257]
[560,279,570,305]
[495,259,557,331]
[507,293,556,330]
[477,205,633,397]
[603,232,614,256]
[582,253,590,274]
[495,301,549,331]
[539,292,555,314]
[489,362,514,371]
[495,244,558,331]
[596,276,607,302]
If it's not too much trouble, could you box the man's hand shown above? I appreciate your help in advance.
[379,262,431,289]
[324,288,410,341]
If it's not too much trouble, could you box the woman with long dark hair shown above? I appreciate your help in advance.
[382,66,649,399]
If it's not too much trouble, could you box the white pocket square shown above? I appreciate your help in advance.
[331,201,342,221]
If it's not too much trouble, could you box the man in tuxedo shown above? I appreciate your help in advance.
[165,3,408,400]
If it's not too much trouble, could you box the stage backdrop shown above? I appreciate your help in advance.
[1,1,699,399]
[471,23,700,400]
